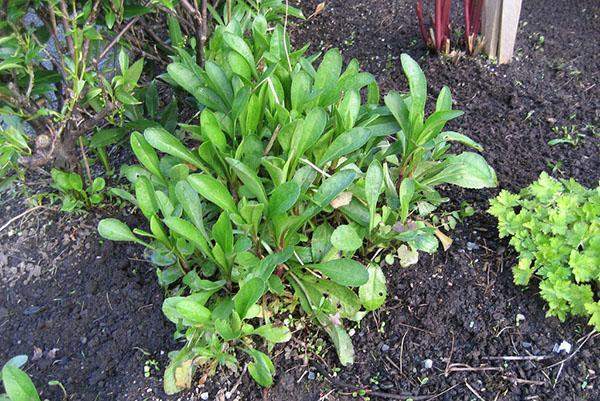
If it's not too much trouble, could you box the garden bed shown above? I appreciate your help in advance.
[1,0,598,400]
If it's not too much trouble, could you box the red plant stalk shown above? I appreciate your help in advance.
[416,0,452,53]
[416,0,431,46]
[464,0,483,52]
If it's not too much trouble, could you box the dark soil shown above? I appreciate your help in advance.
[1,1,599,401]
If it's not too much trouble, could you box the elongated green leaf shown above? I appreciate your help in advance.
[436,86,452,112]
[144,127,205,169]
[226,158,268,205]
[130,132,165,182]
[175,299,212,325]
[204,60,233,105]
[175,180,205,233]
[330,225,362,252]
[223,32,256,76]
[309,259,368,286]
[359,264,387,311]
[98,219,141,243]
[325,323,354,366]
[384,91,411,140]
[399,178,415,223]
[291,70,311,111]
[167,62,203,97]
[135,175,158,218]
[439,131,483,151]
[234,277,266,319]
[268,182,300,216]
[365,160,383,232]
[319,127,371,165]
[253,324,292,343]
[311,170,357,210]
[247,349,275,387]
[188,174,237,213]
[1,364,40,401]
[200,110,227,152]
[314,48,342,105]
[213,212,233,254]
[426,152,498,189]
[417,110,464,144]
[163,216,211,257]
[400,53,427,131]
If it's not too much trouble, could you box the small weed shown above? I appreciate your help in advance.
[548,125,585,146]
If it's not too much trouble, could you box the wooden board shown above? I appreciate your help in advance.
[498,0,523,63]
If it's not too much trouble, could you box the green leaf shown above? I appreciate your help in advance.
[400,53,427,131]
[213,212,234,254]
[330,225,362,252]
[223,32,256,77]
[1,364,41,401]
[144,127,205,170]
[314,48,342,105]
[439,131,483,151]
[200,110,227,152]
[167,62,203,97]
[309,259,368,286]
[98,219,141,243]
[311,170,357,211]
[226,158,268,205]
[163,216,211,257]
[268,182,300,217]
[204,60,233,105]
[399,178,415,223]
[312,223,334,262]
[428,152,497,189]
[188,174,237,214]
[130,132,165,183]
[134,176,158,218]
[319,127,371,165]
[324,324,354,366]
[365,160,383,232]
[175,299,212,325]
[234,277,266,319]
[175,180,205,233]
[247,349,275,387]
[359,264,387,311]
[253,324,292,343]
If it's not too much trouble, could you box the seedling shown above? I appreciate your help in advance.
[548,125,585,146]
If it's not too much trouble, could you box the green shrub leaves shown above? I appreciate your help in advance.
[489,173,599,330]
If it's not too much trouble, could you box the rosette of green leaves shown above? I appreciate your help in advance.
[98,20,389,393]
[336,53,497,265]
[489,172,600,330]
[50,169,106,212]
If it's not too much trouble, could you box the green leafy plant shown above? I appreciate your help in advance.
[50,168,106,212]
[343,53,497,265]
[0,1,147,170]
[97,11,495,394]
[1,355,41,401]
[489,172,600,329]
[98,17,386,393]
[0,125,31,189]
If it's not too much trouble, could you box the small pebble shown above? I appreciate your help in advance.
[522,342,532,348]
[423,359,433,369]
[466,242,480,251]
[200,392,209,400]
[307,371,316,380]
[381,344,390,352]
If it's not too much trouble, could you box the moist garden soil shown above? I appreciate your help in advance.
[1,0,599,400]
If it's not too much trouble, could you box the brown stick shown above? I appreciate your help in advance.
[91,17,140,72]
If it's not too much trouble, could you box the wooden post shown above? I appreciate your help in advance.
[483,0,523,64]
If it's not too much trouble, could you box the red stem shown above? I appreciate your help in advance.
[416,0,430,46]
